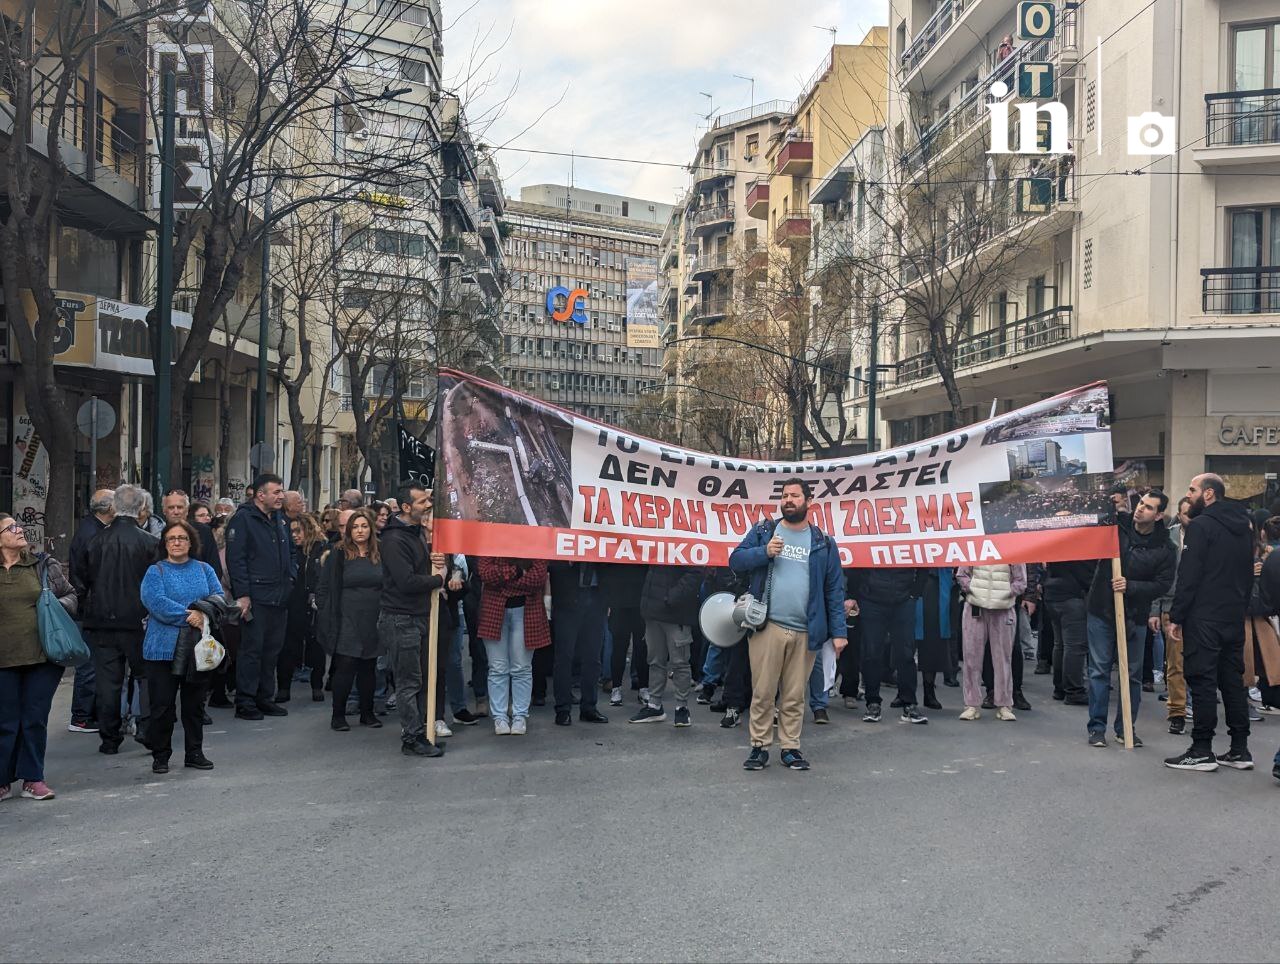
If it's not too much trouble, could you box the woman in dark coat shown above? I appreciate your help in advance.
[316,509,384,731]
[277,514,326,703]
[915,567,957,709]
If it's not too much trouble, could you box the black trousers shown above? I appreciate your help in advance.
[532,643,553,701]
[838,620,862,697]
[1038,602,1055,663]
[236,603,288,711]
[608,605,648,689]
[331,654,376,718]
[145,660,209,763]
[87,628,146,749]
[1050,596,1088,700]
[722,638,753,710]
[553,589,605,713]
[277,618,325,694]
[1184,618,1251,752]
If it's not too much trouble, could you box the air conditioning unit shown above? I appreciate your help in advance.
[549,379,561,390]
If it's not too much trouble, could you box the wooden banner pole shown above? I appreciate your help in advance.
[425,586,441,745]
[1111,557,1135,750]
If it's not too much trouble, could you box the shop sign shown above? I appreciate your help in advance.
[1218,417,1280,447]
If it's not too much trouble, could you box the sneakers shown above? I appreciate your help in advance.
[1248,704,1263,722]
[696,684,715,705]
[610,687,624,706]
[331,716,351,732]
[780,749,810,771]
[959,706,981,721]
[402,737,444,758]
[21,781,55,800]
[1164,748,1218,771]
[67,719,98,733]
[720,707,742,728]
[1034,659,1051,675]
[184,756,215,770]
[1216,749,1254,770]
[0,784,9,803]
[434,720,453,739]
[813,708,830,724]
[863,702,883,723]
[980,693,995,710]
[510,717,527,736]
[638,687,651,705]
[843,696,858,710]
[1114,732,1144,747]
[1168,716,1186,735]
[743,746,769,771]
[1088,731,1107,748]
[673,707,691,727]
[629,704,667,724]
[453,708,486,725]
[1249,686,1263,702]
[1259,704,1280,716]
[385,694,398,711]
[899,705,928,725]
[995,706,1016,722]
[494,717,511,736]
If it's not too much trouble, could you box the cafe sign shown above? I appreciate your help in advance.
[1218,417,1280,447]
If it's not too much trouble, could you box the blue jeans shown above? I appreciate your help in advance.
[485,606,533,722]
[808,656,829,711]
[1086,613,1143,736]
[446,621,468,715]
[70,657,96,723]
[0,662,64,784]
[860,598,918,706]
[701,643,726,688]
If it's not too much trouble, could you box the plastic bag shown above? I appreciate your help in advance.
[192,615,225,672]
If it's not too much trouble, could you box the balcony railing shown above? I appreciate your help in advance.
[441,177,479,227]
[691,162,734,185]
[901,0,968,76]
[745,178,769,218]
[896,306,1074,384]
[1205,89,1280,148]
[711,99,795,131]
[692,252,730,276]
[689,203,735,231]
[775,212,812,244]
[693,298,730,322]
[1202,267,1280,314]
[774,134,813,175]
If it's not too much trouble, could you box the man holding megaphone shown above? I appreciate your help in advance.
[729,478,846,772]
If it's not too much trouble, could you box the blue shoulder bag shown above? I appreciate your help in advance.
[37,563,91,667]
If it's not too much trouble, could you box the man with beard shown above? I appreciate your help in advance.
[1164,474,1256,772]
[729,479,845,772]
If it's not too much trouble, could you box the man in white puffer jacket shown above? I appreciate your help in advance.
[956,564,1028,720]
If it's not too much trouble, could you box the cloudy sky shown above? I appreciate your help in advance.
[443,0,888,206]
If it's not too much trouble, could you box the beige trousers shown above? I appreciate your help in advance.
[747,621,816,750]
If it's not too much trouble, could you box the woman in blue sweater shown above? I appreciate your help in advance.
[141,520,224,774]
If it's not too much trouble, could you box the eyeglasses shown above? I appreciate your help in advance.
[0,523,22,536]
[165,535,191,544]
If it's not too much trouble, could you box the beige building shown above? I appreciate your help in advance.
[501,188,665,427]
[878,0,1280,504]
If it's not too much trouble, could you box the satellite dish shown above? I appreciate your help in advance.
[699,591,747,649]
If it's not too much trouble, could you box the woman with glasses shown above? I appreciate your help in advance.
[140,520,224,774]
[0,513,76,801]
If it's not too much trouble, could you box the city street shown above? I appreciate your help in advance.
[6,672,1280,963]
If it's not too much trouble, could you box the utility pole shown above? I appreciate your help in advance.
[153,72,176,502]
[255,174,274,447]
[866,303,879,453]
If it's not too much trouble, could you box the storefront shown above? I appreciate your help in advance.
[1205,417,1280,509]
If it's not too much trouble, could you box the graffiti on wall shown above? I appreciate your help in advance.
[191,453,216,503]
[13,415,48,547]
[226,477,246,504]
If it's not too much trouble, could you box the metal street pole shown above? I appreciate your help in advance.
[153,72,176,502]
[867,303,879,453]
[255,175,273,447]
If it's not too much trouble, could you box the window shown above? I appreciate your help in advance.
[622,201,629,217]
[1225,206,1280,313]
[1232,22,1279,91]
[57,226,117,298]
[377,0,430,25]
[746,133,759,158]
[399,59,427,83]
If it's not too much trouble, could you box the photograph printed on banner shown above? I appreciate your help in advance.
[977,472,1117,535]
[981,384,1110,445]
[1005,434,1089,479]
[437,375,574,527]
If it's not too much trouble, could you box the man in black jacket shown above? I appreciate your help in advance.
[1165,474,1256,772]
[81,485,158,754]
[1083,490,1175,747]
[66,487,113,732]
[378,483,449,757]
[630,565,702,727]
[850,567,927,724]
[225,473,296,720]
[549,562,610,725]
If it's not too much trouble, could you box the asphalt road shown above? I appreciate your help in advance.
[5,670,1280,963]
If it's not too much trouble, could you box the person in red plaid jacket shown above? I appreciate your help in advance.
[477,559,551,736]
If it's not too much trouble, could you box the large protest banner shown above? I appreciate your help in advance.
[433,369,1120,567]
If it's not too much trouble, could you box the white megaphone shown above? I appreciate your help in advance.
[699,591,748,648]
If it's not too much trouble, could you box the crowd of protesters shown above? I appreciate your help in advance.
[2,469,1279,799]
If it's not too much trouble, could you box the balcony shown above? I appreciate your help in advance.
[477,207,500,242]
[810,220,863,281]
[1201,267,1280,315]
[745,179,770,219]
[661,246,679,270]
[775,212,812,247]
[689,203,735,235]
[471,258,504,299]
[440,232,483,262]
[691,162,734,187]
[691,298,730,325]
[1195,89,1280,168]
[691,251,730,280]
[895,306,1075,385]
[773,135,813,176]
[684,266,701,295]
[477,155,505,213]
[441,177,478,229]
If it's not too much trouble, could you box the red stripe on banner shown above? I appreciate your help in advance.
[435,518,1120,568]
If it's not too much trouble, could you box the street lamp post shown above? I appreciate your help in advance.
[153,72,176,503]
[255,174,274,450]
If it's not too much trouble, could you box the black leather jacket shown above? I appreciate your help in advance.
[81,517,159,630]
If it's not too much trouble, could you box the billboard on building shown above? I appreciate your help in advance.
[624,257,659,349]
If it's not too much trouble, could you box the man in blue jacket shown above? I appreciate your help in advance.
[729,478,846,772]
[225,473,296,720]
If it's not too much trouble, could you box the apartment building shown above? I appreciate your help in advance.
[520,184,673,226]
[878,0,1280,504]
[501,187,664,426]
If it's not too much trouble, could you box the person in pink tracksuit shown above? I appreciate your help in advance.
[956,564,1027,721]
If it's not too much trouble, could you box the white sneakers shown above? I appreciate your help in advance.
[610,687,623,706]
[995,706,1017,721]
[959,706,981,721]
[494,717,511,736]
[435,719,453,739]
[510,717,527,736]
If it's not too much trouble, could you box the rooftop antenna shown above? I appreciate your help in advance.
[699,90,714,124]
[814,24,837,44]
[732,74,755,108]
